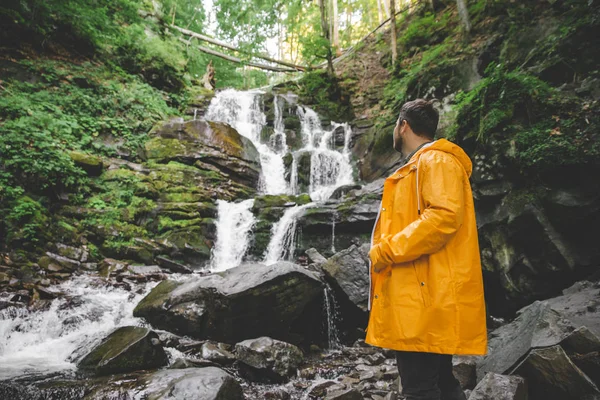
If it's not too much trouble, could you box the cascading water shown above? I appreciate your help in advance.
[205,89,289,195]
[323,285,342,350]
[210,199,256,272]
[292,107,355,201]
[0,275,155,380]
[264,203,315,265]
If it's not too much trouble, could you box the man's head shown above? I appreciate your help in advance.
[393,99,439,153]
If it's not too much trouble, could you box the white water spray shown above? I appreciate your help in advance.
[206,89,289,195]
[264,203,315,264]
[210,199,256,272]
[0,275,155,380]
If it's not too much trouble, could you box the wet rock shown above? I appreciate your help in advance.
[45,252,80,271]
[55,243,89,262]
[477,301,575,380]
[330,184,363,200]
[235,336,304,383]
[561,326,600,354]
[365,352,386,366]
[571,352,600,386]
[169,358,219,369]
[69,150,104,176]
[201,341,236,365]
[453,356,478,389]
[546,281,600,338]
[145,119,261,188]
[134,262,324,346]
[513,345,600,400]
[307,380,338,397]
[127,265,163,275]
[306,248,328,264]
[141,367,244,399]
[468,373,527,400]
[77,326,168,375]
[264,388,291,399]
[155,255,193,274]
[322,245,370,313]
[326,387,362,400]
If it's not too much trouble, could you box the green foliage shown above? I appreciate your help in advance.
[3,196,49,247]
[293,70,353,121]
[398,11,452,51]
[449,66,600,171]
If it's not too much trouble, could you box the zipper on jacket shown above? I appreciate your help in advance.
[368,201,383,311]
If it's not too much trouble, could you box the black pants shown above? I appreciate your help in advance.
[395,351,467,400]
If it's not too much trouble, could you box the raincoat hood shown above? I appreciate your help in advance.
[412,138,473,178]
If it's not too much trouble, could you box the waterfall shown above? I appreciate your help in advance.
[264,203,315,265]
[210,199,256,272]
[291,108,354,200]
[270,95,288,155]
[331,213,337,254]
[0,275,155,380]
[206,89,289,195]
[323,285,342,350]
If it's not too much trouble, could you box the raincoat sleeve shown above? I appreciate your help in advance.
[370,151,465,269]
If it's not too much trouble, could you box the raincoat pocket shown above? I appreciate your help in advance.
[412,258,432,308]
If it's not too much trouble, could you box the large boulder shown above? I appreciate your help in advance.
[235,336,304,382]
[133,262,325,346]
[77,326,168,375]
[546,281,600,338]
[140,367,244,400]
[468,373,527,400]
[513,345,600,400]
[322,244,370,312]
[145,119,261,188]
[476,301,575,380]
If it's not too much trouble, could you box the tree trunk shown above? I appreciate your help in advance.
[332,0,340,56]
[177,38,297,72]
[172,24,306,71]
[456,0,472,33]
[377,0,384,24]
[390,0,398,66]
[383,0,390,18]
[429,0,442,11]
[318,0,335,75]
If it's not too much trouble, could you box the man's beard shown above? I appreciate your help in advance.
[393,135,403,153]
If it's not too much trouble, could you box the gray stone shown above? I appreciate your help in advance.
[201,341,236,365]
[477,301,575,380]
[547,281,600,338]
[454,356,478,389]
[235,336,303,382]
[134,262,324,346]
[155,256,193,274]
[325,388,362,400]
[468,373,527,400]
[307,380,338,397]
[140,367,243,400]
[77,326,168,376]
[561,326,600,354]
[306,248,328,264]
[322,245,370,312]
[128,265,162,275]
[512,345,600,400]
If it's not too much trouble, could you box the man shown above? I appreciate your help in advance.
[366,99,487,400]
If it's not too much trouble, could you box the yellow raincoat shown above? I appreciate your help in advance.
[366,139,487,355]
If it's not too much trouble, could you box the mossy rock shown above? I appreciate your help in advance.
[78,326,168,376]
[69,151,104,176]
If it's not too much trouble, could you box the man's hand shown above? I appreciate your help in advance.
[369,244,387,273]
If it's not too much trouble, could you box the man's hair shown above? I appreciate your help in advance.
[398,99,439,140]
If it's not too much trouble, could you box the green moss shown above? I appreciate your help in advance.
[144,138,187,161]
[134,280,181,315]
[447,67,600,171]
